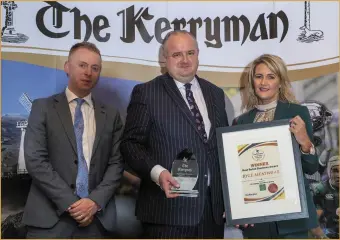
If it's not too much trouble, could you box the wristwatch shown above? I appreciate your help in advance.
[301,143,316,155]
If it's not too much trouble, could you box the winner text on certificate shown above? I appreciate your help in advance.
[238,140,285,204]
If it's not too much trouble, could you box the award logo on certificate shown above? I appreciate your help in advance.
[170,149,199,197]
[238,140,285,204]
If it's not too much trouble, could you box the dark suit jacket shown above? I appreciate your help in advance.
[22,92,124,232]
[120,73,229,226]
[233,101,319,235]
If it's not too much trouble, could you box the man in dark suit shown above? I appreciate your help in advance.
[23,42,124,238]
[120,30,229,238]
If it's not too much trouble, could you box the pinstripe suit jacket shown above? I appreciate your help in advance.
[121,73,229,226]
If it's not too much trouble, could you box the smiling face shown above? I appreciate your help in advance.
[64,47,102,98]
[253,63,281,105]
[242,54,297,111]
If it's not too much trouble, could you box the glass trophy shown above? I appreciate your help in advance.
[170,149,199,197]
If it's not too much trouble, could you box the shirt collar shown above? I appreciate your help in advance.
[174,77,199,90]
[256,100,278,112]
[65,87,93,108]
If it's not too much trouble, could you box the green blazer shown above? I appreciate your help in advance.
[233,101,318,236]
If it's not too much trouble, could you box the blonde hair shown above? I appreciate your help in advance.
[240,54,297,111]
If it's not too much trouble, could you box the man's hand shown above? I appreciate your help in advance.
[159,170,180,198]
[78,215,94,227]
[68,198,99,224]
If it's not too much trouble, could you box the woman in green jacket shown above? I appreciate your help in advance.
[233,54,319,238]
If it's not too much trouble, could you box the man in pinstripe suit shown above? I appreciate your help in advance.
[121,30,229,238]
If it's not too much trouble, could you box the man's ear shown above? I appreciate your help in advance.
[64,61,70,77]
[64,61,69,72]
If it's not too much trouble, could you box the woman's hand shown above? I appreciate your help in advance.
[289,115,313,153]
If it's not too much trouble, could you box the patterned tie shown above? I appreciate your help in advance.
[184,83,208,142]
[74,98,89,198]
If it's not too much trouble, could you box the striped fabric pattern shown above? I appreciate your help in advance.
[121,73,229,226]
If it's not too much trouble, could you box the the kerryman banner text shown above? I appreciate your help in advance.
[1,1,339,239]
[1,1,339,85]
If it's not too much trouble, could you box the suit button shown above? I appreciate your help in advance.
[74,159,78,164]
[70,184,75,189]
[204,174,208,178]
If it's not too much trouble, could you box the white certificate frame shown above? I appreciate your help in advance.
[217,119,309,226]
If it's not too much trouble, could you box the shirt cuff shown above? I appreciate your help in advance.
[150,165,167,185]
[300,143,315,155]
[96,203,102,212]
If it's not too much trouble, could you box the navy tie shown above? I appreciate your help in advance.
[74,98,89,198]
[184,83,208,141]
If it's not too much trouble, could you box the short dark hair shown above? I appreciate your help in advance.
[68,41,101,59]
[162,30,199,55]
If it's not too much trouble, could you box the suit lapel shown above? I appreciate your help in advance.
[91,98,106,160]
[54,93,77,154]
[243,108,258,124]
[273,101,287,120]
[162,74,206,142]
[197,77,216,141]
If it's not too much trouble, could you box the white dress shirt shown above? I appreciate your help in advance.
[150,78,211,185]
[65,87,96,170]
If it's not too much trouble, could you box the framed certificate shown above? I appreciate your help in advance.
[216,119,309,226]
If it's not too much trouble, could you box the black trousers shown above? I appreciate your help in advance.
[26,214,109,239]
[142,188,224,239]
